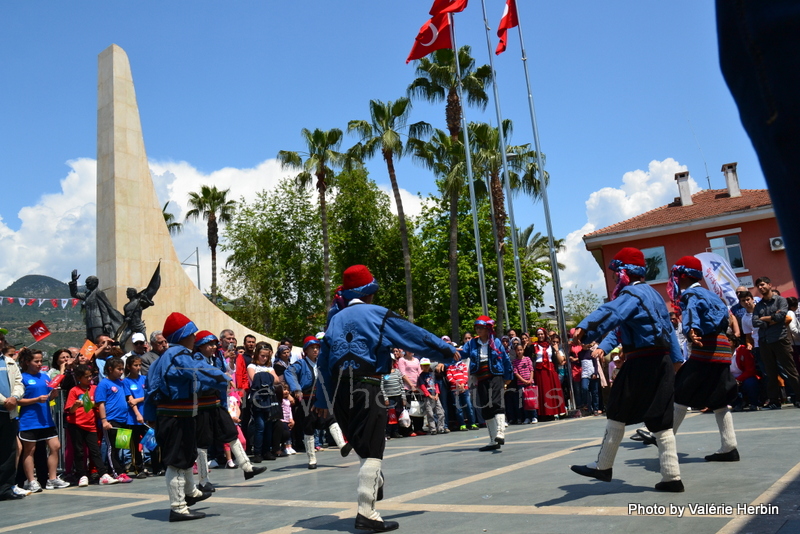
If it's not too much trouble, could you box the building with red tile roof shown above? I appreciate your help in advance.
[583,163,794,301]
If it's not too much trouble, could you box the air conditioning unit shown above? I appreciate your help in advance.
[769,236,785,251]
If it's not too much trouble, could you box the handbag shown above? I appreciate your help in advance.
[522,385,539,411]
[408,394,423,418]
[388,408,398,425]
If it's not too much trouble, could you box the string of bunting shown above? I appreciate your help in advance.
[0,297,79,309]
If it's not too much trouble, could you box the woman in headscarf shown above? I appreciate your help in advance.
[531,328,566,418]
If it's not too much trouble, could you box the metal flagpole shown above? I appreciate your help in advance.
[479,0,526,335]
[449,12,489,316]
[514,3,575,409]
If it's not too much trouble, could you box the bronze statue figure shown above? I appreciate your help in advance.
[117,262,162,347]
[69,270,125,343]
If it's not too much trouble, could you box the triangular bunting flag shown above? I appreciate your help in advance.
[18,298,26,306]
[71,298,79,308]
[61,299,69,309]
[7,298,13,304]
[0,297,3,306]
[51,299,58,308]
[27,298,36,306]
[38,298,46,307]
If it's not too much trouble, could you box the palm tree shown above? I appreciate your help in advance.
[185,185,236,301]
[408,46,491,340]
[348,98,431,322]
[162,201,183,236]
[277,128,346,302]
[516,224,565,275]
[469,120,543,332]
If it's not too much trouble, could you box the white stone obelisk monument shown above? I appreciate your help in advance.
[97,44,275,344]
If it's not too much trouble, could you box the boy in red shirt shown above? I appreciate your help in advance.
[65,364,118,487]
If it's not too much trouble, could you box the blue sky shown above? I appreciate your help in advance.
[0,1,765,306]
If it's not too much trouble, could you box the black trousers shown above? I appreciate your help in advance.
[294,395,334,436]
[156,416,197,470]
[332,381,386,460]
[68,423,106,478]
[475,375,506,420]
[0,416,17,495]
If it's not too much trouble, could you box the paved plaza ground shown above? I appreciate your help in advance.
[1,408,798,534]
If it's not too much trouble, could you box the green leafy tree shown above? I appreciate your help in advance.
[412,192,546,337]
[162,201,183,236]
[408,47,492,338]
[516,224,565,277]
[565,288,601,326]
[223,178,325,339]
[185,185,236,301]
[277,128,346,303]
[348,97,430,322]
[328,167,407,314]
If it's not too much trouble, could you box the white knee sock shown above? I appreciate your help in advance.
[196,448,209,487]
[673,404,689,434]
[357,458,383,521]
[305,435,317,466]
[184,467,202,498]
[329,422,346,449]
[229,438,252,473]
[166,466,189,514]
[592,419,625,470]
[654,429,681,482]
[494,414,506,441]
[485,417,498,445]
[714,407,737,453]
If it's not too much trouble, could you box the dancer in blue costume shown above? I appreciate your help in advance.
[570,247,685,492]
[459,315,513,451]
[669,256,740,461]
[144,313,264,522]
[315,265,458,532]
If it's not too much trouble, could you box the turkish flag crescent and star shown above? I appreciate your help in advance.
[496,0,519,55]
[28,320,51,342]
[407,12,453,64]
[429,0,468,16]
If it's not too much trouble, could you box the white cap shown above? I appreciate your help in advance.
[612,355,620,362]
[316,331,325,339]
[420,357,431,366]
[131,332,146,344]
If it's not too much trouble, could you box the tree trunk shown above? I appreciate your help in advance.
[448,188,460,341]
[385,150,414,322]
[447,88,462,341]
[319,187,331,306]
[208,214,218,301]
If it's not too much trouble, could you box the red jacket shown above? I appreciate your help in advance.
[733,346,758,383]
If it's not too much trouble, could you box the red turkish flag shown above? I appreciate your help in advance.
[27,298,35,306]
[407,13,453,64]
[51,299,58,308]
[7,298,14,304]
[71,298,79,308]
[429,0,468,16]
[28,320,51,342]
[496,0,519,55]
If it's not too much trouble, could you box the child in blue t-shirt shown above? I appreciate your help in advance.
[17,348,70,492]
[95,357,132,482]
[124,355,148,477]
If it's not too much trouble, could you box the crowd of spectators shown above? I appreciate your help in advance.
[1,276,798,501]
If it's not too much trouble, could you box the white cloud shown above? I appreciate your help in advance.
[545,158,700,308]
[377,184,425,219]
[0,158,97,289]
[0,158,426,296]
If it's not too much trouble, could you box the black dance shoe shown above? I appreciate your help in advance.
[244,466,267,480]
[655,480,685,492]
[354,513,399,532]
[169,510,206,522]
[185,491,212,506]
[570,464,612,482]
[704,449,740,462]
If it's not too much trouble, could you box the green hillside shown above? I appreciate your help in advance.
[0,275,87,359]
